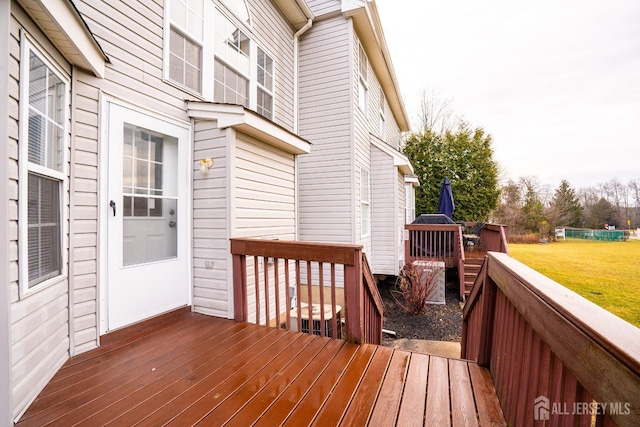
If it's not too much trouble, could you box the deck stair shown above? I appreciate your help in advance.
[463,256,484,298]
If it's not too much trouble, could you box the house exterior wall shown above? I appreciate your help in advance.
[7,0,302,419]
[306,0,342,16]
[192,122,228,317]
[370,145,396,275]
[397,170,407,268]
[298,15,353,244]
[8,4,73,418]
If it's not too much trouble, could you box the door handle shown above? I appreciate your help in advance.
[110,200,116,217]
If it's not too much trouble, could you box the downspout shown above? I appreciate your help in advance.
[293,18,312,134]
[293,18,312,241]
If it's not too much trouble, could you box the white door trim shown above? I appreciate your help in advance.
[98,96,193,335]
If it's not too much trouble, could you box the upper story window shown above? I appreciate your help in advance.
[358,44,368,113]
[379,87,385,139]
[256,47,274,119]
[168,0,204,94]
[165,1,274,120]
[19,36,69,294]
[220,0,251,24]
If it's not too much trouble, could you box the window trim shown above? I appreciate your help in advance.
[360,165,371,238]
[358,43,368,113]
[18,33,70,297]
[379,86,385,139]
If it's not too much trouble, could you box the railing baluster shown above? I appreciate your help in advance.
[254,255,260,325]
[319,261,325,337]
[264,257,270,327]
[274,258,280,329]
[295,260,302,333]
[306,261,313,333]
[331,263,337,338]
[284,259,291,330]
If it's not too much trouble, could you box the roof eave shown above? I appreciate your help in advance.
[18,0,108,78]
[187,102,312,155]
[343,0,410,132]
[272,0,314,30]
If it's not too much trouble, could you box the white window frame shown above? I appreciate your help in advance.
[379,86,385,139]
[405,183,415,224]
[360,165,371,238]
[358,43,368,113]
[18,34,69,297]
[164,0,207,96]
[256,46,274,120]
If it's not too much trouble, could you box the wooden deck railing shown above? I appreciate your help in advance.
[404,223,466,300]
[462,252,640,426]
[230,238,383,344]
[477,223,509,254]
[404,223,463,267]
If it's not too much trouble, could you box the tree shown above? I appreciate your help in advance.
[549,180,583,227]
[414,89,461,134]
[584,198,617,229]
[403,123,500,221]
[491,179,525,234]
[521,179,546,234]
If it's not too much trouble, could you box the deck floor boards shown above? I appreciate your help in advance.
[17,311,505,426]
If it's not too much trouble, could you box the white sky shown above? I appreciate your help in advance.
[375,0,640,190]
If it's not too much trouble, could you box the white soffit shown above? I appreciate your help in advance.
[272,0,314,30]
[343,0,410,132]
[370,136,414,175]
[187,102,312,155]
[404,175,420,187]
[18,0,107,77]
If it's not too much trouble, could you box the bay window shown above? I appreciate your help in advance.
[166,0,275,120]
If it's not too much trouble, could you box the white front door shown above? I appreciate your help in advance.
[106,104,190,331]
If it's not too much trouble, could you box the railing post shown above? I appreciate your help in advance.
[232,253,248,322]
[477,257,496,367]
[344,248,363,343]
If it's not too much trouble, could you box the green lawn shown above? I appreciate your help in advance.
[509,238,640,328]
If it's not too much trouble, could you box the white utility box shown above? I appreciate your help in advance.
[412,260,446,304]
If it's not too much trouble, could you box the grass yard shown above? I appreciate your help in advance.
[509,238,640,328]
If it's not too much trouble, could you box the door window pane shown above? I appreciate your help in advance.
[122,124,178,266]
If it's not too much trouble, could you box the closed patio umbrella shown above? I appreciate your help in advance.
[438,178,455,220]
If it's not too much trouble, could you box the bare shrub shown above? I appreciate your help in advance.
[392,262,444,315]
[507,233,540,244]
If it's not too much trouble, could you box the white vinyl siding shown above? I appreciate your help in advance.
[191,123,296,318]
[192,122,228,317]
[305,0,341,16]
[9,9,71,419]
[298,16,353,244]
[359,165,371,238]
[235,135,295,238]
[370,146,396,275]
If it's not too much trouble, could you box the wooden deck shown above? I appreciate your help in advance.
[17,310,505,426]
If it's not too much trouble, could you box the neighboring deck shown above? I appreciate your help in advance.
[17,310,505,426]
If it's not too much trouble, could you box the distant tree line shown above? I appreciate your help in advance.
[491,177,640,237]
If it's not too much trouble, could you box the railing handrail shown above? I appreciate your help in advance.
[230,238,363,265]
[404,223,462,232]
[480,252,640,425]
[230,238,383,345]
[489,252,640,377]
[362,253,384,316]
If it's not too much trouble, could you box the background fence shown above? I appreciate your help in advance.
[562,227,625,241]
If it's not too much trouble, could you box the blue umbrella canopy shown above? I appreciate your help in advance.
[438,178,455,220]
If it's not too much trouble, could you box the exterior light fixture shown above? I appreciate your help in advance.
[199,158,213,174]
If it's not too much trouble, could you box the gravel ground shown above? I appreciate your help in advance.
[378,274,463,347]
